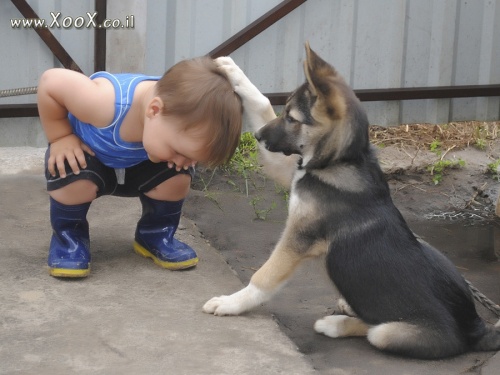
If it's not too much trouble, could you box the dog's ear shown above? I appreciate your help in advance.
[303,42,346,121]
[303,42,337,98]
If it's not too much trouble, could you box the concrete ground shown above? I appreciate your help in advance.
[1,147,499,375]
[0,147,315,375]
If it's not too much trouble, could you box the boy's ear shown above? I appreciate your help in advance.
[146,97,164,118]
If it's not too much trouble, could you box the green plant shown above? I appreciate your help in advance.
[274,184,290,203]
[487,159,500,181]
[250,196,276,221]
[197,168,217,192]
[475,138,487,150]
[222,132,261,196]
[473,124,488,150]
[224,132,260,175]
[429,139,442,155]
[427,158,465,185]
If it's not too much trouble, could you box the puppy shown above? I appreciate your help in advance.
[204,43,500,359]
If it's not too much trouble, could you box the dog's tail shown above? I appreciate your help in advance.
[472,321,500,352]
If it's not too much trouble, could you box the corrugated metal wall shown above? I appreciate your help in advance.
[1,0,499,146]
[1,0,95,105]
[0,0,95,146]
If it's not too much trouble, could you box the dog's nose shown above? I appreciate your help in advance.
[254,131,262,142]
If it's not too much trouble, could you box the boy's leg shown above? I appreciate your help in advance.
[122,162,197,270]
[48,196,92,277]
[45,148,116,277]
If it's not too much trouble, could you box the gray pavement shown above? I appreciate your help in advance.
[1,147,499,375]
[0,147,315,375]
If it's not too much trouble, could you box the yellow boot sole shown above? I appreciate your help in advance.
[49,266,90,278]
[133,241,198,270]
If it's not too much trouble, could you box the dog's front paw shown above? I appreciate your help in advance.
[203,295,243,316]
[203,284,269,316]
[215,57,271,114]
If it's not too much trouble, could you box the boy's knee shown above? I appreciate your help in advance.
[145,173,191,201]
[49,180,98,205]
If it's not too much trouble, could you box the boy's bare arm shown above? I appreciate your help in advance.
[37,69,114,177]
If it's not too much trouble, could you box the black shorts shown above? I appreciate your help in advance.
[44,148,194,197]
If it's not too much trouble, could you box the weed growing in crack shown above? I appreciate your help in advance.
[427,138,465,184]
[250,196,277,221]
[221,132,260,196]
[428,159,465,185]
[487,159,500,181]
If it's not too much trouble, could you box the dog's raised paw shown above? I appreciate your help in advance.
[214,56,237,68]
[215,60,271,114]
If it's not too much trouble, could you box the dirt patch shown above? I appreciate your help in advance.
[183,123,500,374]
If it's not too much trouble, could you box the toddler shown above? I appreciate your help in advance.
[37,56,242,277]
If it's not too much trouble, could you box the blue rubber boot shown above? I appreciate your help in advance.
[133,194,198,270]
[48,197,91,278]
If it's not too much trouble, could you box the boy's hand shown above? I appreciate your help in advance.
[47,134,95,178]
[215,57,276,128]
[167,160,196,172]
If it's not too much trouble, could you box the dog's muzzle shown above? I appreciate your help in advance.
[254,130,297,156]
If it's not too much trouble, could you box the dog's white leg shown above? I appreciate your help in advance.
[314,315,369,337]
[215,56,300,189]
[215,56,276,130]
[203,237,303,316]
[202,283,271,316]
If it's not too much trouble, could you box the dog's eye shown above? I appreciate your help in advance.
[286,114,296,123]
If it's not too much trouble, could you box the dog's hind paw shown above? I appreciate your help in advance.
[314,315,346,337]
[315,315,369,338]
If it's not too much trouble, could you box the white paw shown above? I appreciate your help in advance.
[214,56,237,68]
[203,295,243,316]
[314,315,348,338]
[202,284,269,316]
[214,57,271,114]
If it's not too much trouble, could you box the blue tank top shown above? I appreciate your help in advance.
[68,71,161,168]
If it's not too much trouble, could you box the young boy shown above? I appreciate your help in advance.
[37,56,243,278]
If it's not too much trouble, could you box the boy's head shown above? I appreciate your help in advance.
[154,56,243,168]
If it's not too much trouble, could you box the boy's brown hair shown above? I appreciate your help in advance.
[156,56,243,168]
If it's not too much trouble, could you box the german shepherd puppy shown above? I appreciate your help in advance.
[203,43,500,359]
